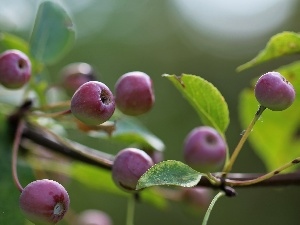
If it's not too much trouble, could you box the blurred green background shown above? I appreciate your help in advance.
[1,0,300,224]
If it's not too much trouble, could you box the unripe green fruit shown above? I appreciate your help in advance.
[19,179,70,225]
[71,81,115,125]
[112,148,154,191]
[183,126,226,172]
[254,71,295,111]
[0,49,31,89]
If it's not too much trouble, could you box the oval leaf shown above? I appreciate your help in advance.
[136,160,202,190]
[237,32,300,71]
[163,74,229,134]
[29,1,75,64]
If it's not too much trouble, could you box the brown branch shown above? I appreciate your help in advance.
[21,123,114,170]
[20,122,300,189]
[199,172,300,188]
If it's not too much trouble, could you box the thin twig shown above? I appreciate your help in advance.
[21,122,114,170]
[12,120,25,192]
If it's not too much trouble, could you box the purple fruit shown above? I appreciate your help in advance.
[112,148,154,191]
[0,49,31,89]
[76,209,113,225]
[181,187,212,210]
[115,71,154,116]
[183,126,227,172]
[254,71,295,111]
[61,62,97,96]
[19,179,70,225]
[71,81,115,125]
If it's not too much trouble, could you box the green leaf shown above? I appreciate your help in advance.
[136,160,202,190]
[163,74,229,134]
[29,1,75,64]
[239,64,300,171]
[237,32,300,71]
[89,115,165,151]
[0,32,29,54]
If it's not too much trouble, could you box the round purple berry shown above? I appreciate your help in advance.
[254,71,295,111]
[61,62,97,96]
[115,71,155,116]
[183,126,227,172]
[76,209,113,225]
[0,49,31,89]
[112,148,154,191]
[71,81,115,125]
[19,179,70,225]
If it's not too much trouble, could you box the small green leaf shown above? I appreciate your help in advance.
[239,65,300,171]
[237,32,300,71]
[163,74,229,134]
[30,1,75,64]
[89,115,165,151]
[0,32,29,53]
[136,160,202,190]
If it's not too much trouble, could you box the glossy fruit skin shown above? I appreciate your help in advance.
[19,179,70,225]
[76,209,113,225]
[71,81,115,125]
[183,126,226,172]
[254,72,295,111]
[61,62,97,96]
[0,49,31,89]
[115,71,154,116]
[112,148,154,191]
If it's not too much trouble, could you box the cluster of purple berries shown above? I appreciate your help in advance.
[0,49,155,125]
[68,69,155,126]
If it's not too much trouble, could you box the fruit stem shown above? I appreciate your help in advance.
[126,194,136,225]
[226,157,300,186]
[202,191,225,225]
[223,105,266,174]
[36,100,71,111]
[30,109,72,118]
[12,119,25,192]
[206,173,221,185]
